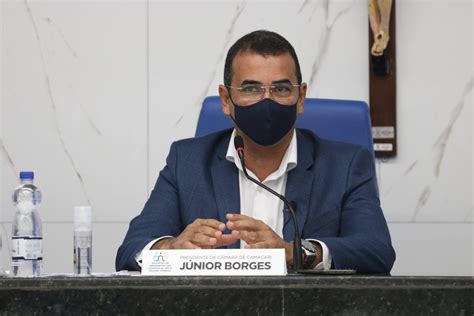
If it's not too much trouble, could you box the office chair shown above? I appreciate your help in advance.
[195,96,374,157]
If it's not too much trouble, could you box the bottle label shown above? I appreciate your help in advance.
[12,237,42,260]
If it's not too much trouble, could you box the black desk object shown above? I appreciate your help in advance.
[0,275,472,315]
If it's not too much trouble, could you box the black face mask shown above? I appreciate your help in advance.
[231,98,297,146]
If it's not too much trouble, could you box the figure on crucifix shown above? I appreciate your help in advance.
[368,0,393,56]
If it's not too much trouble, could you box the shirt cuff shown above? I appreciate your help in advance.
[307,239,332,271]
[134,236,174,267]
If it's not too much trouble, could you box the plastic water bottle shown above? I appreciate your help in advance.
[74,206,92,276]
[11,171,43,277]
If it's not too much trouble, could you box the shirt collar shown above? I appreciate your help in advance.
[225,129,298,182]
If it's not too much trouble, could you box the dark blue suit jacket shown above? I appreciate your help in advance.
[116,128,395,273]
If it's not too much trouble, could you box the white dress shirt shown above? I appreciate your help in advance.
[225,129,331,270]
[137,129,332,270]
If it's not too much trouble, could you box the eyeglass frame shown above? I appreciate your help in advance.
[225,82,302,105]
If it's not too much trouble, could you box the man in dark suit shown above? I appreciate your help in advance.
[116,30,395,273]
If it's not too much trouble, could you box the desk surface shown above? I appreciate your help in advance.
[1,275,472,315]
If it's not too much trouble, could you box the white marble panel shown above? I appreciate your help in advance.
[0,0,4,274]
[92,223,130,273]
[378,0,473,222]
[1,1,148,222]
[471,0,474,225]
[148,0,369,188]
[389,223,473,276]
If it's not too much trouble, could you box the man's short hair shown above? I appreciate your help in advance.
[224,30,302,86]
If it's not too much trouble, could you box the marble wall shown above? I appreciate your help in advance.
[1,0,148,273]
[1,0,472,276]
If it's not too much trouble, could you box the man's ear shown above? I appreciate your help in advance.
[297,82,307,115]
[219,84,232,116]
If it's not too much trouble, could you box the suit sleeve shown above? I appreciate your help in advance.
[317,148,396,274]
[115,142,182,271]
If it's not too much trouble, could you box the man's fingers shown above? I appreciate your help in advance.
[226,213,252,221]
[198,225,223,238]
[181,241,201,249]
[216,234,239,247]
[190,233,217,246]
[226,214,268,231]
[194,218,226,231]
[227,218,264,231]
[236,230,259,243]
[244,241,271,249]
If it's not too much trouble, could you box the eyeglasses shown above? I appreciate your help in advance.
[226,83,300,105]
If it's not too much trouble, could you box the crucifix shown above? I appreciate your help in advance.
[368,0,397,157]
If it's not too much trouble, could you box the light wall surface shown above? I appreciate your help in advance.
[1,0,472,276]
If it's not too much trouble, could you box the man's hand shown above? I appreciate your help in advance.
[152,218,239,250]
[225,213,294,265]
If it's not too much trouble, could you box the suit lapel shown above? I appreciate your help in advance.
[210,135,240,249]
[283,130,315,241]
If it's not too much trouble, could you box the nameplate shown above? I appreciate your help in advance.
[141,249,287,276]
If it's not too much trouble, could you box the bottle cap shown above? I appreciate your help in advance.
[19,171,34,180]
[74,206,92,226]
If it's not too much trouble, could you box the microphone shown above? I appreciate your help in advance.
[233,135,303,272]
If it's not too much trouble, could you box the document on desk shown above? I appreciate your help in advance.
[141,249,287,276]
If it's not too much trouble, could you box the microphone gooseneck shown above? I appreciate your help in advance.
[233,135,303,272]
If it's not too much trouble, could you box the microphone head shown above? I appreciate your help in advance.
[234,135,244,152]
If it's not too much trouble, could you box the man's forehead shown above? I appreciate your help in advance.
[231,51,297,80]
[233,50,292,62]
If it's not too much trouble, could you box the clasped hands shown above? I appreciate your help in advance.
[153,214,294,265]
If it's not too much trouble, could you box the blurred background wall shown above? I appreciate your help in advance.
[1,0,472,275]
